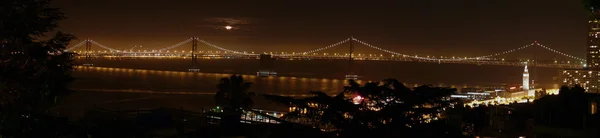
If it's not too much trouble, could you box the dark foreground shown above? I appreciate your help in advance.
[7,108,329,138]
[15,107,461,138]
[49,90,288,120]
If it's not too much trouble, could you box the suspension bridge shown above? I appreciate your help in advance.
[65,36,586,69]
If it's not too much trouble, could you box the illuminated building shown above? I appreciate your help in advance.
[559,69,599,93]
[523,65,530,91]
[450,92,493,101]
[587,11,600,69]
[557,11,600,93]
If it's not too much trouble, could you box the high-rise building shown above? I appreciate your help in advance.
[523,65,530,91]
[588,11,600,69]
[558,10,600,93]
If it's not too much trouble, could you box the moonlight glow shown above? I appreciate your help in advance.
[225,26,233,30]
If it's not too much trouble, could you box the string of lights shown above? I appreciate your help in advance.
[196,38,258,56]
[536,43,586,61]
[475,43,534,59]
[68,37,585,63]
[276,38,351,56]
[89,40,122,52]
[65,40,88,51]
[158,38,194,51]
[352,38,440,60]
[353,37,536,61]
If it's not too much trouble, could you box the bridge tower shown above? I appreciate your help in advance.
[349,36,354,69]
[82,38,94,66]
[345,36,358,80]
[85,38,91,61]
[189,37,200,72]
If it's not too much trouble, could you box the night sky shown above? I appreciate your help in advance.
[53,0,588,58]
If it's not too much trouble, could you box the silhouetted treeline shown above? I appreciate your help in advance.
[262,78,466,138]
[1,0,76,137]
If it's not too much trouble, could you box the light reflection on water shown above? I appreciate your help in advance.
[71,66,365,95]
[75,58,565,89]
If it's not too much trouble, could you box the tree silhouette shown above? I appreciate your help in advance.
[530,85,592,135]
[0,0,76,136]
[263,91,357,133]
[584,0,600,12]
[265,79,457,138]
[214,75,254,135]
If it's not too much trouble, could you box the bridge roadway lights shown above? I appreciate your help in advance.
[82,63,94,66]
[188,68,201,72]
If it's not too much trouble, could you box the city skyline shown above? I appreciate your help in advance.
[4,0,600,137]
[53,0,588,57]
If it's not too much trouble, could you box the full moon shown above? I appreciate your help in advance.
[225,26,233,30]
